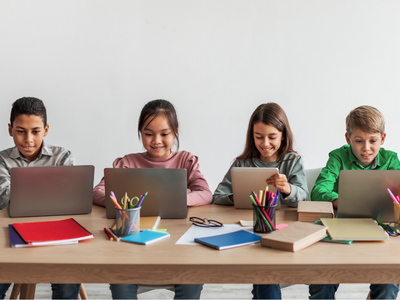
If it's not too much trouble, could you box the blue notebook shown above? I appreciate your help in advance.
[121,230,170,245]
[194,230,261,250]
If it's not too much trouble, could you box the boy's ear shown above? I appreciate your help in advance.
[345,132,351,145]
[44,124,49,137]
[381,133,386,145]
[8,124,13,137]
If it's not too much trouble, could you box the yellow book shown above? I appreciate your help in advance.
[320,218,388,241]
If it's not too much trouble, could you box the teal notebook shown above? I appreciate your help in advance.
[314,220,352,244]
[121,230,170,245]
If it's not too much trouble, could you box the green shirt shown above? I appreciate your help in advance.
[311,144,400,202]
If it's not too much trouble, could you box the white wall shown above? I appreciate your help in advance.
[1,1,400,192]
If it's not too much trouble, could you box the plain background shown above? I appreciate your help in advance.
[1,1,400,192]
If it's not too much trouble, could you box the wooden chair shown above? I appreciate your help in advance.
[9,283,88,299]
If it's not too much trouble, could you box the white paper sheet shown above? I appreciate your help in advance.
[176,224,253,245]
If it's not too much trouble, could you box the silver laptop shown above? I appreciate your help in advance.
[104,168,188,219]
[231,167,279,209]
[9,165,94,218]
[337,170,400,222]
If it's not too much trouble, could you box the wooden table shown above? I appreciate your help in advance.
[1,204,400,287]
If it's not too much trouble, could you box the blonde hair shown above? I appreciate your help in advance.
[346,105,385,136]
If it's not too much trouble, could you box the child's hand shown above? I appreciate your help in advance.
[332,198,338,208]
[266,174,291,195]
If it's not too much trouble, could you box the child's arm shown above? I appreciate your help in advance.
[0,158,10,210]
[185,154,212,206]
[212,161,241,206]
[274,156,308,207]
[310,154,342,203]
[93,178,106,207]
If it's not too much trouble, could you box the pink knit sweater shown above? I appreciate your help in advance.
[93,151,212,207]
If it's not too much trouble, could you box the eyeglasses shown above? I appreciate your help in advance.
[189,217,223,228]
[378,220,400,237]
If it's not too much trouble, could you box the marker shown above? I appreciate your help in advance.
[387,188,398,204]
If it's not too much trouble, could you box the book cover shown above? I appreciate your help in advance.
[297,201,334,222]
[194,230,261,250]
[140,216,161,231]
[8,224,78,248]
[261,222,327,252]
[320,218,389,241]
[121,230,170,245]
[12,218,93,246]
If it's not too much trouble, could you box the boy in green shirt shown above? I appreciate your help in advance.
[309,105,399,299]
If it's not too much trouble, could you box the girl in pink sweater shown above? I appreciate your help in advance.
[93,99,211,299]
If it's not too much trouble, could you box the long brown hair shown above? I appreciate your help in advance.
[236,103,296,163]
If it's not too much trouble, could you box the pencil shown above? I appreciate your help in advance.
[106,228,120,241]
[103,228,114,240]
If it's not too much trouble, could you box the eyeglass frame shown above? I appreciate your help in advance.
[189,216,224,228]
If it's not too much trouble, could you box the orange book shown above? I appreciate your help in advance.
[12,218,93,246]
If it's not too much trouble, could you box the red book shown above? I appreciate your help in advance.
[12,218,93,246]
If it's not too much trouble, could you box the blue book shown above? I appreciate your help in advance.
[194,230,261,250]
[121,230,170,245]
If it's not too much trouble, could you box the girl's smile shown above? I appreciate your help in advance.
[253,122,283,163]
[141,114,177,159]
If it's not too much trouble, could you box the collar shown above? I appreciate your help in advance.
[348,145,379,169]
[8,141,53,161]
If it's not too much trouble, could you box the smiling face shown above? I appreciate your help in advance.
[253,122,283,163]
[141,114,177,159]
[8,114,49,162]
[345,129,386,167]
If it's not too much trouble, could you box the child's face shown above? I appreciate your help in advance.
[253,122,283,163]
[141,114,177,159]
[345,129,386,167]
[8,114,49,162]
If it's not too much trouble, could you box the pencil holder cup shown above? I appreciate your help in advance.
[115,207,141,237]
[394,203,400,224]
[252,204,277,233]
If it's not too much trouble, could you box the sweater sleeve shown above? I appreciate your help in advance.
[280,156,309,207]
[311,152,341,202]
[0,157,10,210]
[185,154,212,206]
[92,157,128,207]
[212,161,238,206]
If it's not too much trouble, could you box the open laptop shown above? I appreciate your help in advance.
[9,165,94,218]
[104,168,188,219]
[337,170,400,222]
[231,167,279,209]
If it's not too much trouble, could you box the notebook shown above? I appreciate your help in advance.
[194,230,261,250]
[9,165,94,218]
[231,167,279,209]
[320,218,389,241]
[104,168,188,219]
[12,218,94,246]
[337,170,400,222]
[121,230,170,245]
[8,224,78,248]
